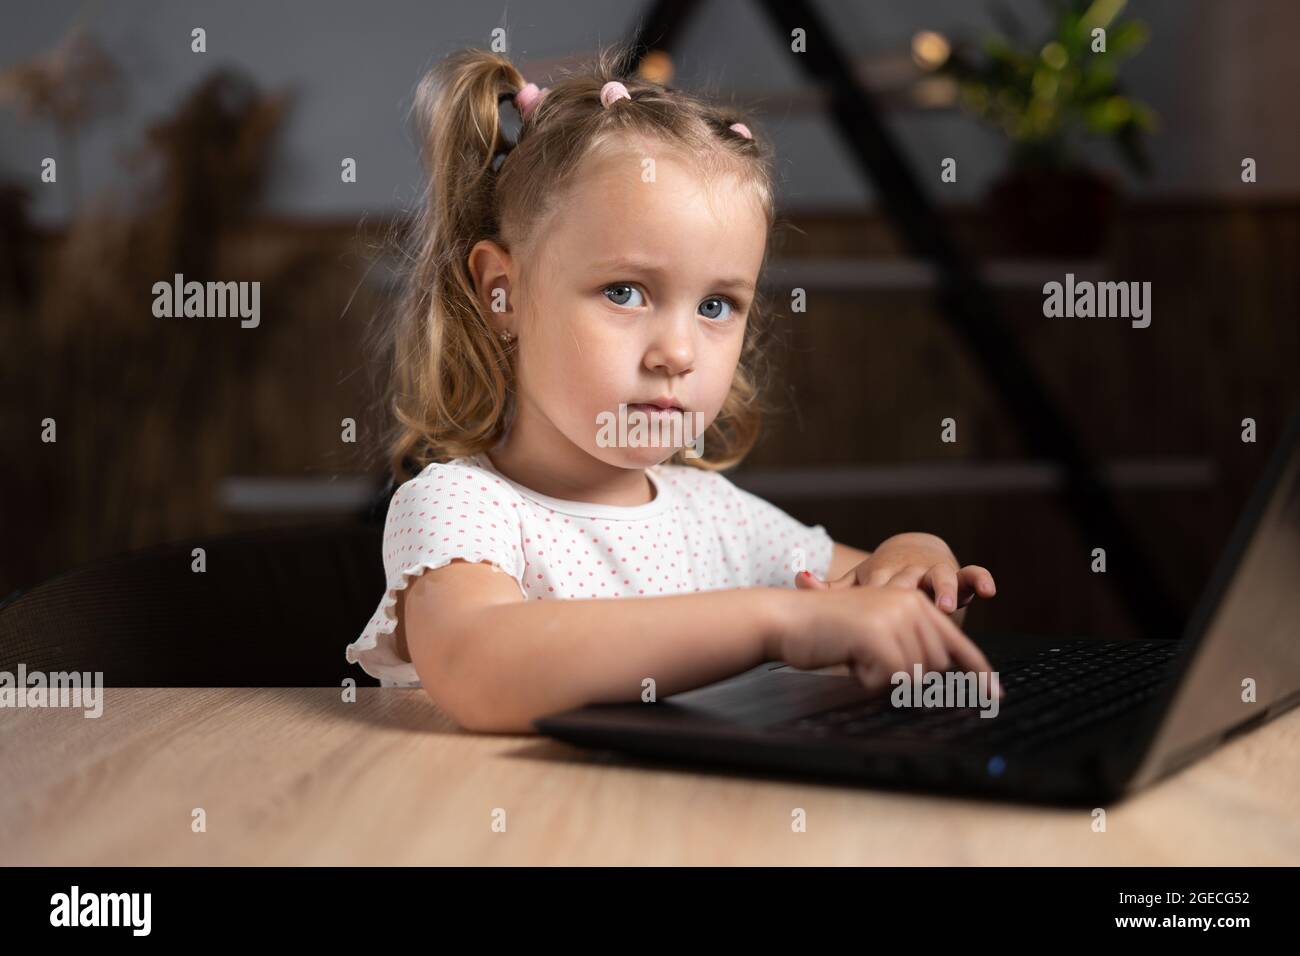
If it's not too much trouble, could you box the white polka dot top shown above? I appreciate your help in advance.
[344,452,834,687]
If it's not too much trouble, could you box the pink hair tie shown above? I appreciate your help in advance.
[600,80,631,108]
[514,81,547,121]
[729,122,753,140]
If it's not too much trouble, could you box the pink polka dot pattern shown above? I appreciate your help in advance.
[344,455,833,687]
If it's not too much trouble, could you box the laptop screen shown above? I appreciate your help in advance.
[1131,418,1300,787]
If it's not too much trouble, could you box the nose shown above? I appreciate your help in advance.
[643,308,696,377]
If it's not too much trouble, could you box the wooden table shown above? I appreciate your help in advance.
[3,688,1298,865]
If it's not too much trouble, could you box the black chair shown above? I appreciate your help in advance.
[0,522,386,686]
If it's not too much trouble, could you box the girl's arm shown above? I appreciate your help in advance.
[404,554,995,735]
[401,560,791,734]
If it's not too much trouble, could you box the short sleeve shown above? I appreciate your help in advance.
[722,477,834,588]
[345,462,527,686]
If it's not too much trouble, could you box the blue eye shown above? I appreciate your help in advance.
[604,283,644,308]
[699,296,734,321]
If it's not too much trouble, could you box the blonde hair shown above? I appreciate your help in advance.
[375,42,780,483]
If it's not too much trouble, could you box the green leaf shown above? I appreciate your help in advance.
[1106,20,1149,57]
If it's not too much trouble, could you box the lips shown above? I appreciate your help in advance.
[630,397,684,412]
[628,403,682,415]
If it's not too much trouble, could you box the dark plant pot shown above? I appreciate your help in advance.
[986,166,1120,257]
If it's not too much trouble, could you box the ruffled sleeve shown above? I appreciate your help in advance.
[345,461,527,687]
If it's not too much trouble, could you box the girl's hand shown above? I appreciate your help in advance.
[796,533,995,613]
[774,584,1001,696]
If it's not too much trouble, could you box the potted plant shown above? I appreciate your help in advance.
[936,0,1158,256]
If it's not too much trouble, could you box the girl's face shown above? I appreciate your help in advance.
[503,146,768,474]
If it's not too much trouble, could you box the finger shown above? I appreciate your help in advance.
[925,564,960,613]
[794,570,826,590]
[904,591,954,673]
[894,627,926,683]
[826,569,858,590]
[858,634,906,695]
[956,565,994,599]
[957,565,997,602]
[866,568,894,588]
[944,634,998,695]
[927,604,995,677]
[932,612,1003,698]
[854,660,888,695]
[886,565,928,591]
[915,621,952,674]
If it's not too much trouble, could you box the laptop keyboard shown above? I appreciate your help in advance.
[772,639,1181,751]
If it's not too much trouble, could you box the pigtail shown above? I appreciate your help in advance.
[383,51,525,481]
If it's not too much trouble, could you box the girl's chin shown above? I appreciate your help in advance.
[601,446,682,469]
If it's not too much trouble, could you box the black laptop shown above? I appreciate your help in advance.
[535,410,1300,805]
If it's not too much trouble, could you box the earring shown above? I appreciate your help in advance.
[499,330,514,346]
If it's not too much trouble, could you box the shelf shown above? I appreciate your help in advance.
[761,257,1110,291]
[218,458,1215,515]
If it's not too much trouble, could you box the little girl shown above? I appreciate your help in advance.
[345,45,999,732]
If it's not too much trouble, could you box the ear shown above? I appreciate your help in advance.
[467,239,515,330]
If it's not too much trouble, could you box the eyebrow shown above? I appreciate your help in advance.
[590,257,756,294]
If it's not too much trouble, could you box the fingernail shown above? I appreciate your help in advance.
[940,595,954,611]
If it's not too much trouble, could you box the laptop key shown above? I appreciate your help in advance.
[771,640,1179,744]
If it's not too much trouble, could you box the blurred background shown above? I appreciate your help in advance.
[2,0,1297,673]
